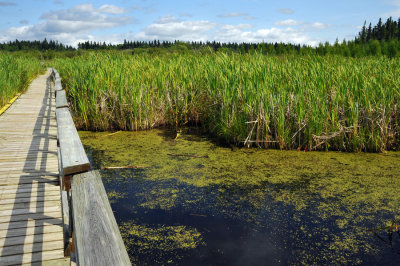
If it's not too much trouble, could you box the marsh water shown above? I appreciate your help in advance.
[79,129,400,265]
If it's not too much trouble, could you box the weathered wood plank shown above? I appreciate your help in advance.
[0,217,62,230]
[0,176,58,186]
[0,248,64,266]
[58,147,70,248]
[54,79,62,92]
[56,108,90,175]
[0,240,64,257]
[0,182,59,192]
[0,68,66,265]
[0,211,62,224]
[0,223,62,238]
[55,90,68,109]
[0,190,60,200]
[0,199,61,211]
[25,257,70,266]
[0,195,61,206]
[0,231,63,247]
[72,170,131,266]
[0,204,61,217]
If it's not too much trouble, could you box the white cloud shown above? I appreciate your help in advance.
[1,10,323,47]
[133,16,317,46]
[275,20,329,30]
[1,4,132,46]
[277,8,294,14]
[214,24,317,45]
[136,16,216,41]
[274,19,304,26]
[98,4,129,14]
[309,22,328,29]
[155,15,180,24]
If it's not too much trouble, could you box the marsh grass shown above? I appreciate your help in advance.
[54,51,400,152]
[0,52,44,107]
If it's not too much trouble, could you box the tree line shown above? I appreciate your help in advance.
[1,17,399,57]
[0,39,74,51]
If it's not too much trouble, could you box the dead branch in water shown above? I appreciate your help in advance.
[312,126,354,150]
[101,165,148,170]
[167,153,209,158]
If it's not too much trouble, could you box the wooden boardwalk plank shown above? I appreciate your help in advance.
[56,90,68,109]
[0,69,64,264]
[72,170,130,265]
[0,240,64,257]
[0,224,62,239]
[0,211,62,224]
[0,190,61,200]
[0,249,64,266]
[56,108,90,175]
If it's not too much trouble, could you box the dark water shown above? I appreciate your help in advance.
[80,129,400,265]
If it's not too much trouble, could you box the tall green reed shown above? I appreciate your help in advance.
[0,52,43,107]
[53,51,400,152]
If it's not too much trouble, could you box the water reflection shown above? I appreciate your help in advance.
[81,129,400,265]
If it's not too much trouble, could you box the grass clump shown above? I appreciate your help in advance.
[0,52,44,107]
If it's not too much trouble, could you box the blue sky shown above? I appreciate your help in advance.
[0,0,399,47]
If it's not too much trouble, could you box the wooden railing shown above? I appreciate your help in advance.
[52,69,131,266]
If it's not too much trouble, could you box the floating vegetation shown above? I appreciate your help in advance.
[81,129,400,264]
[119,221,205,264]
[106,190,127,204]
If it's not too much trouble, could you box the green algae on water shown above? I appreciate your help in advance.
[119,221,205,264]
[80,129,400,264]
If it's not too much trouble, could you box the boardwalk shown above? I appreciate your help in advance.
[0,69,68,265]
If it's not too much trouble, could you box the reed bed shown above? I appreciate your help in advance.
[53,51,400,152]
[0,52,44,107]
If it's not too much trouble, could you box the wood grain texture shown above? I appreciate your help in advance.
[56,107,90,175]
[54,79,62,92]
[72,170,131,266]
[56,90,68,109]
[0,69,64,264]
[0,249,64,266]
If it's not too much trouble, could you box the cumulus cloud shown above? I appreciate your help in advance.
[132,16,317,46]
[275,19,329,30]
[0,1,15,6]
[136,15,216,41]
[277,8,294,14]
[98,4,129,14]
[214,24,317,45]
[19,19,28,25]
[2,4,132,45]
[1,9,323,47]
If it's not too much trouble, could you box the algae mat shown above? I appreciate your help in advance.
[80,129,400,265]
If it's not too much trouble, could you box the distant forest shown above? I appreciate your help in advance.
[1,17,400,57]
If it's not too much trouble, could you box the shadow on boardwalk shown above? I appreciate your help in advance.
[0,74,65,265]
